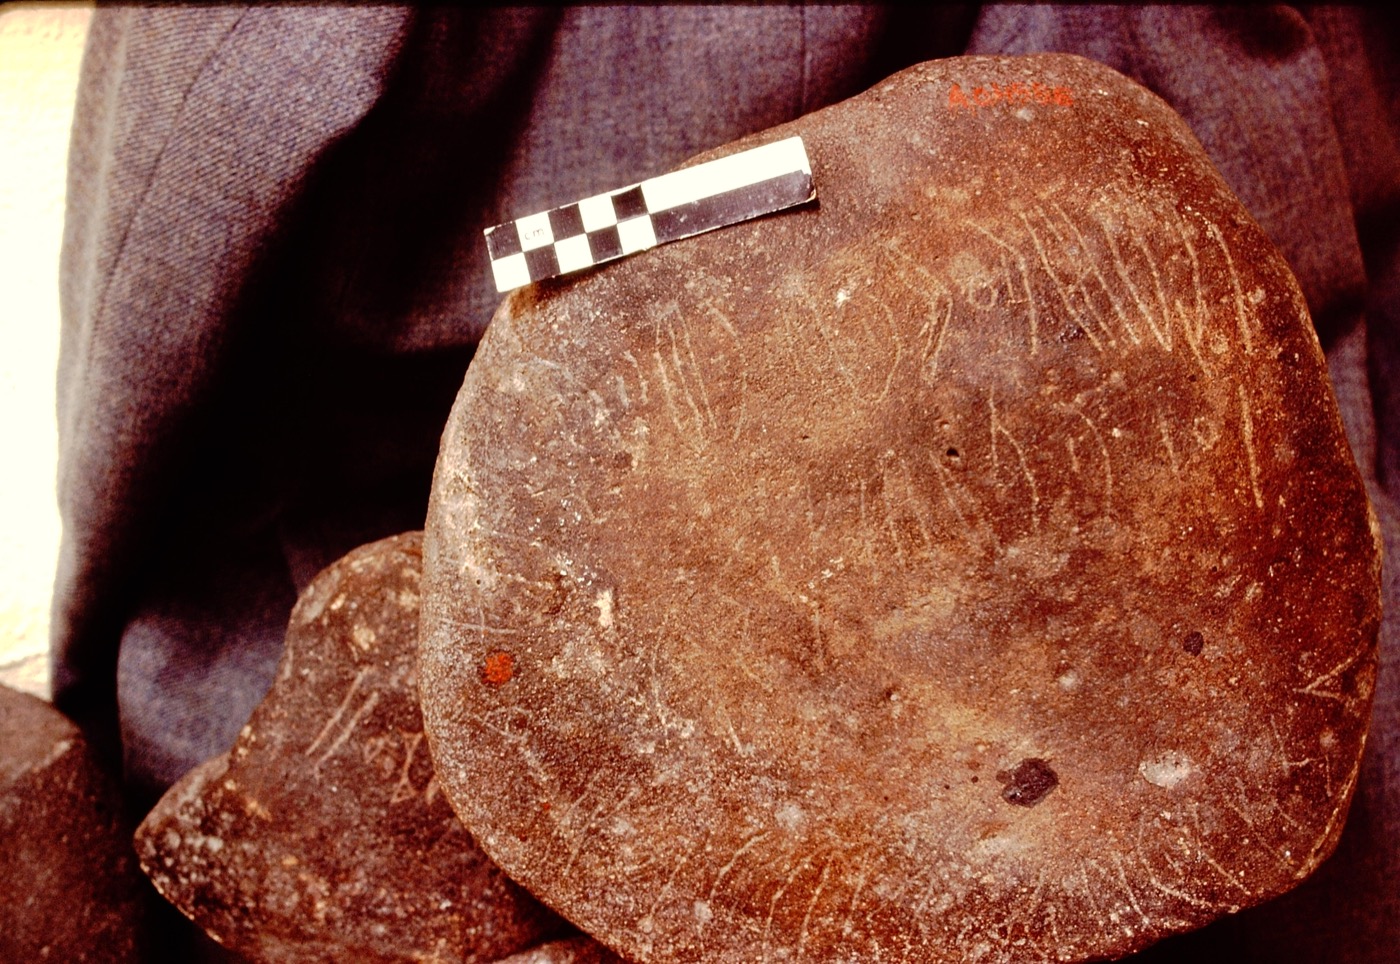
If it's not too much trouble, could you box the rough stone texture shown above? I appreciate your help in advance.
[420,55,1382,963]
[0,683,147,961]
[497,936,630,964]
[136,532,566,962]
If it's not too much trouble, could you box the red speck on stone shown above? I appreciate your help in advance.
[483,651,515,686]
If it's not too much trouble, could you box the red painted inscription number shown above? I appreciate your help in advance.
[948,82,1074,112]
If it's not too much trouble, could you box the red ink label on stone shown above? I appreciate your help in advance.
[482,651,515,686]
[948,82,1074,113]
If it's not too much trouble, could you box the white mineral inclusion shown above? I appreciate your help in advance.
[594,588,614,629]
[775,801,806,832]
[1139,752,1196,789]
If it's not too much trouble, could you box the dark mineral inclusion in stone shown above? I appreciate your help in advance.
[999,757,1060,808]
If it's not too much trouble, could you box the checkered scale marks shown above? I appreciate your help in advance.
[485,136,814,293]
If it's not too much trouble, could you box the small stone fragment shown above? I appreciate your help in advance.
[1,684,148,961]
[136,532,565,962]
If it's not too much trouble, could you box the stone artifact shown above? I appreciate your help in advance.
[1,684,148,961]
[420,53,1383,963]
[136,532,565,962]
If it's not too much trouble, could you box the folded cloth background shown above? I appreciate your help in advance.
[52,5,1399,961]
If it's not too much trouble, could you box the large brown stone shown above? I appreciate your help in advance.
[419,54,1382,963]
[1,684,148,961]
[136,532,566,962]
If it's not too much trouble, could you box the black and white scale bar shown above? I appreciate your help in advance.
[485,136,814,293]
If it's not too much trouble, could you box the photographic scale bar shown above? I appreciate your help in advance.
[485,136,815,293]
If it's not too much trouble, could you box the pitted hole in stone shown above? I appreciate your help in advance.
[998,758,1058,807]
[1182,631,1205,656]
